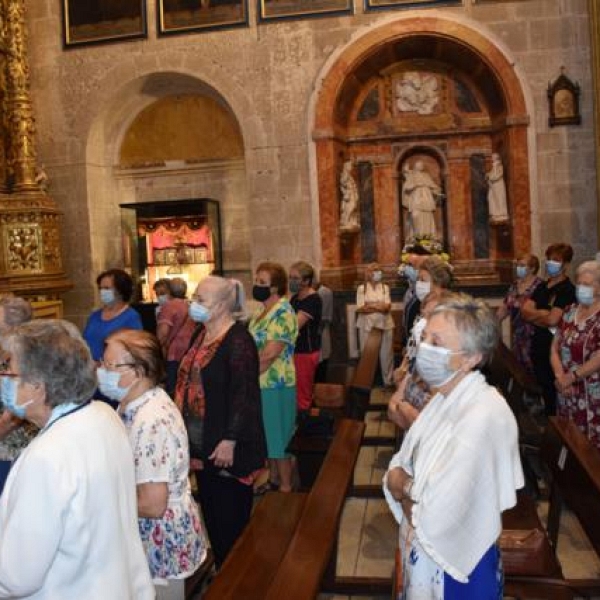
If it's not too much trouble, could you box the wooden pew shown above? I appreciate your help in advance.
[264,419,390,599]
[203,492,307,600]
[503,417,600,599]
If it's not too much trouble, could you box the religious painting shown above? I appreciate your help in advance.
[548,69,581,127]
[158,0,248,35]
[365,0,460,13]
[259,0,352,23]
[62,0,147,47]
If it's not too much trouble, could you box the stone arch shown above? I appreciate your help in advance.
[311,14,532,285]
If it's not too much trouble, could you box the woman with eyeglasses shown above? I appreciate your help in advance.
[0,320,154,598]
[384,296,523,599]
[100,329,206,599]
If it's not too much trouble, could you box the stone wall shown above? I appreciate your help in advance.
[25,0,596,325]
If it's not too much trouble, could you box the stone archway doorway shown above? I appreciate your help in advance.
[313,16,531,287]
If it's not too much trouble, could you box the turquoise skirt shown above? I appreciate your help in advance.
[260,386,297,458]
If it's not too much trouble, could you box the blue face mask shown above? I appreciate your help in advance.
[96,367,132,403]
[404,265,418,283]
[516,265,528,279]
[100,288,116,305]
[189,301,211,323]
[546,260,562,277]
[576,284,595,307]
[1,376,32,419]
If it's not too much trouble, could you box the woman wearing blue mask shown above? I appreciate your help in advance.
[83,268,142,407]
[521,243,576,416]
[385,296,523,600]
[550,261,600,451]
[101,328,207,599]
[497,253,542,376]
[176,276,266,568]
[356,262,395,386]
[0,320,154,599]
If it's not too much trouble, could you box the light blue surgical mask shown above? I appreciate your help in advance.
[0,376,32,419]
[546,260,562,277]
[372,271,383,283]
[404,265,418,283]
[96,367,133,403]
[415,342,463,388]
[576,284,595,307]
[157,294,169,306]
[100,288,116,305]
[189,301,211,323]
[516,266,528,279]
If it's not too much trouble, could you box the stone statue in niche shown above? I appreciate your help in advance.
[486,153,509,224]
[402,160,442,239]
[339,160,360,231]
[395,72,439,115]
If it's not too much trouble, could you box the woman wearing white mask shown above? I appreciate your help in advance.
[414,255,453,305]
[100,328,207,599]
[176,276,266,568]
[356,263,395,386]
[384,296,523,599]
[521,243,576,416]
[550,260,600,451]
[497,254,542,376]
[83,268,142,406]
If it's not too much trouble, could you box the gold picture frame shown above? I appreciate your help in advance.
[259,0,352,23]
[62,0,147,48]
[365,0,460,12]
[158,0,248,35]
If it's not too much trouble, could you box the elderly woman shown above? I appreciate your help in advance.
[83,269,142,406]
[289,261,322,411]
[522,243,576,416]
[176,276,266,568]
[384,296,523,598]
[0,319,153,598]
[551,261,600,451]
[100,329,206,597]
[156,277,195,397]
[0,296,37,490]
[249,262,298,493]
[497,254,542,375]
[356,263,395,386]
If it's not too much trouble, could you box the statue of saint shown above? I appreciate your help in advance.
[402,160,442,239]
[339,160,360,231]
[486,153,509,224]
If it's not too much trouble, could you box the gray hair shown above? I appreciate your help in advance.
[3,319,96,407]
[168,277,188,299]
[577,260,600,285]
[0,296,32,327]
[199,276,236,314]
[431,294,498,366]
[420,256,453,290]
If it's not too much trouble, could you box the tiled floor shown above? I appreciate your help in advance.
[318,387,600,600]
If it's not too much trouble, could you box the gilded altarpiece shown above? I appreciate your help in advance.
[0,0,70,302]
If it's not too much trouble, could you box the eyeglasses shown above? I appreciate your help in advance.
[99,360,135,370]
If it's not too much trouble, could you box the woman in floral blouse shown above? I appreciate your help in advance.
[249,262,298,493]
[100,329,206,600]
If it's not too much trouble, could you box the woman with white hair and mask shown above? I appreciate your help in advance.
[384,296,523,599]
[176,276,266,568]
[0,319,153,599]
[551,260,600,451]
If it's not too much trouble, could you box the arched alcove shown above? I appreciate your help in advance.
[312,16,531,286]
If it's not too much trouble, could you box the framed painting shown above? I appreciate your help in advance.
[365,0,460,12]
[259,0,352,23]
[158,0,248,34]
[548,69,581,127]
[62,0,147,48]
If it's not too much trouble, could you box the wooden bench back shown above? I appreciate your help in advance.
[264,419,365,600]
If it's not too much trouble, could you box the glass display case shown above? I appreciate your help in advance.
[120,199,222,303]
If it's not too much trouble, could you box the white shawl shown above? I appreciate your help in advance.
[383,371,524,583]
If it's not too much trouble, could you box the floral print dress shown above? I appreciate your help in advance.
[556,305,600,450]
[120,387,207,580]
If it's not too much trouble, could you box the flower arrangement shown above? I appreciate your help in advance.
[398,235,451,277]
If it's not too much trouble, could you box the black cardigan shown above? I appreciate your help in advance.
[198,322,267,477]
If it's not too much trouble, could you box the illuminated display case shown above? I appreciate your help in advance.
[120,199,223,302]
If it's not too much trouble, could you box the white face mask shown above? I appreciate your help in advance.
[415,342,463,388]
[415,280,431,302]
[372,271,382,283]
